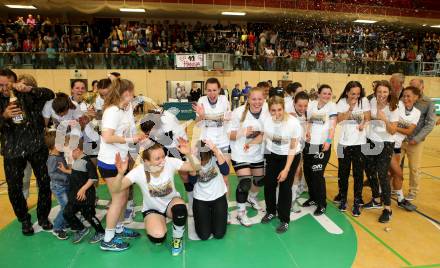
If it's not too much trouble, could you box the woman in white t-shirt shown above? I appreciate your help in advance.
[42,92,83,131]
[97,79,147,252]
[228,87,268,226]
[363,80,399,223]
[261,96,302,234]
[389,86,421,212]
[112,140,199,256]
[190,140,229,240]
[284,82,303,115]
[335,81,370,217]
[302,85,337,216]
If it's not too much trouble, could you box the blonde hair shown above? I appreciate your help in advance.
[104,78,134,110]
[18,74,38,87]
[240,87,265,123]
[267,96,289,121]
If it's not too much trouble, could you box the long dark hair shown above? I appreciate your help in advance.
[336,81,365,107]
[373,80,398,111]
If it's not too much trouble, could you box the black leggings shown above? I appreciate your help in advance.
[264,153,301,223]
[193,194,228,240]
[365,139,394,206]
[337,144,365,204]
[303,143,331,207]
[63,201,105,233]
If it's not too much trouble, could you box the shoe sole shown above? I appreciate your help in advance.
[363,206,382,210]
[100,246,129,252]
[398,205,416,212]
[73,229,90,244]
[52,233,69,240]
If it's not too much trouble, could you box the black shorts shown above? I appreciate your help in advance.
[231,160,265,171]
[98,166,118,179]
[142,209,166,218]
[394,147,401,154]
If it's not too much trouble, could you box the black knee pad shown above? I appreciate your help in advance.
[252,175,265,187]
[171,204,187,226]
[237,176,252,193]
[147,233,167,244]
[184,182,194,192]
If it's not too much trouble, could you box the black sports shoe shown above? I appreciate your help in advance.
[352,204,361,217]
[379,209,392,223]
[38,220,53,232]
[362,199,382,210]
[313,206,326,216]
[261,213,276,224]
[275,222,289,234]
[398,199,417,212]
[333,194,342,204]
[338,202,347,212]
[22,220,34,236]
[52,229,69,240]
[301,199,316,207]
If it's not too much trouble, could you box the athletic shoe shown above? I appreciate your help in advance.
[52,229,69,240]
[115,227,141,239]
[313,206,326,216]
[72,228,90,244]
[261,213,276,224]
[171,238,183,256]
[89,232,105,244]
[352,204,361,217]
[100,236,130,252]
[405,193,416,201]
[379,209,392,223]
[398,199,417,212]
[338,202,347,212]
[22,220,34,236]
[247,195,262,211]
[276,222,289,234]
[301,198,316,207]
[291,201,301,213]
[362,199,382,210]
[38,220,53,232]
[236,213,252,227]
[123,208,134,224]
[333,194,342,205]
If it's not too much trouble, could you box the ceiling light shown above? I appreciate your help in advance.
[5,4,36,9]
[119,8,145,12]
[221,11,246,16]
[353,19,377,24]
[422,24,427,26]
[430,25,440,28]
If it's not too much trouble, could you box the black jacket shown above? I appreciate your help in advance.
[0,87,54,159]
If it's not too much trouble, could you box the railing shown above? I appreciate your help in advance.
[0,52,438,76]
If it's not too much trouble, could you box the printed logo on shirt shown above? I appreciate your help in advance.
[348,111,364,124]
[397,119,411,129]
[271,134,289,146]
[310,112,327,125]
[205,112,225,128]
[148,180,173,197]
[198,166,219,183]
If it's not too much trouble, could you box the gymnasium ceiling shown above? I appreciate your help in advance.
[0,0,439,27]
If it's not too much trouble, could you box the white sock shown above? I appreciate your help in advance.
[104,229,115,242]
[249,191,258,199]
[115,223,124,233]
[291,184,298,201]
[237,203,246,213]
[396,190,404,202]
[173,224,185,239]
[127,200,134,209]
[187,191,194,208]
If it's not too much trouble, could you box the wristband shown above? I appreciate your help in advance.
[325,138,332,143]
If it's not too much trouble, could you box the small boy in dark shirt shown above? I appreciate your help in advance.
[59,137,105,244]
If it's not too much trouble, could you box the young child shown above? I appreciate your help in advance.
[45,130,70,240]
[59,137,105,244]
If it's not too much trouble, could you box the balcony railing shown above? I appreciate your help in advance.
[0,52,438,76]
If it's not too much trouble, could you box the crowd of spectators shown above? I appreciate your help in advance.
[0,14,440,75]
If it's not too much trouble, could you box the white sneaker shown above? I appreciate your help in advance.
[247,195,262,211]
[291,201,301,213]
[237,212,252,227]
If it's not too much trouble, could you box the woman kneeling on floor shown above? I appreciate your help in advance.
[111,139,200,256]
